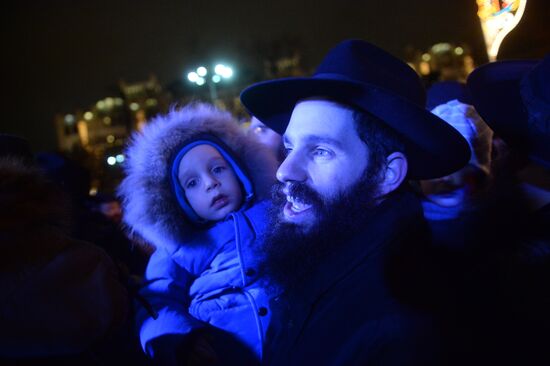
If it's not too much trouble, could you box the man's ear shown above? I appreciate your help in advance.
[378,152,408,196]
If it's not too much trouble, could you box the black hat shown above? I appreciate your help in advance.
[520,55,550,168]
[241,39,470,180]
[467,59,538,152]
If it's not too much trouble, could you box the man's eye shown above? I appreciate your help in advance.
[186,179,197,189]
[313,148,333,158]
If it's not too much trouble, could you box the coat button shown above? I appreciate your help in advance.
[258,307,268,316]
[245,268,256,276]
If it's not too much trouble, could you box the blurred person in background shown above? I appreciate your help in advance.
[466,55,550,365]
[92,192,123,224]
[247,116,284,163]
[421,81,494,250]
[0,134,128,364]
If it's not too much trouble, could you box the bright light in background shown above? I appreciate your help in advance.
[421,53,431,62]
[431,43,451,53]
[96,100,106,109]
[116,154,125,163]
[214,64,225,75]
[419,61,431,75]
[186,63,235,102]
[129,102,140,111]
[106,135,115,143]
[107,156,116,166]
[64,114,75,125]
[84,111,93,121]
[222,67,233,78]
[454,46,464,55]
[215,64,233,78]
[197,66,207,77]
[187,71,199,82]
[476,0,527,61]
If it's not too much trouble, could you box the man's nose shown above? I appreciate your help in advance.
[276,151,307,183]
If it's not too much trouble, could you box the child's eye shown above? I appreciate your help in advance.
[212,166,226,174]
[186,179,197,189]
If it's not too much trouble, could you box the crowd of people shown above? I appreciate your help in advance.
[1,39,548,365]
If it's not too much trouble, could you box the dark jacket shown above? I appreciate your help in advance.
[0,157,128,359]
[264,192,440,366]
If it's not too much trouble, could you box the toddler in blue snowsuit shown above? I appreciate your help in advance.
[118,103,279,365]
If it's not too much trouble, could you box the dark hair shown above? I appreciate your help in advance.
[352,109,405,176]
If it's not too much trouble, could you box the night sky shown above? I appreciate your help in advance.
[2,0,548,151]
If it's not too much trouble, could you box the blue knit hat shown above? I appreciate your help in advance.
[170,134,254,225]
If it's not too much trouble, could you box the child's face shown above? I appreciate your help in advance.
[177,144,243,221]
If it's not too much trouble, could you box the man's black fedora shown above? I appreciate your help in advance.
[467,57,549,168]
[241,39,469,180]
[467,59,538,151]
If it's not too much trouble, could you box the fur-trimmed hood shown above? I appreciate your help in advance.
[117,103,278,251]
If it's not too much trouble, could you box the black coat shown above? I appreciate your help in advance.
[264,192,441,366]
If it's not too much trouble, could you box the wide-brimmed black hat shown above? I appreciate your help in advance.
[467,59,538,151]
[241,39,469,180]
[521,55,550,168]
[468,57,550,169]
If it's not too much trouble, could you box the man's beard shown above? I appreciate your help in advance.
[259,167,382,290]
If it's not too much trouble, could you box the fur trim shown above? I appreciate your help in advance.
[117,103,278,251]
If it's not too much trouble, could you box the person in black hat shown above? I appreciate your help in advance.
[467,55,550,365]
[241,40,470,365]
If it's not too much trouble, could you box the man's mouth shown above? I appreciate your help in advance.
[211,194,229,209]
[283,195,313,216]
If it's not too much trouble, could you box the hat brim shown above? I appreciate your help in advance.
[241,76,470,180]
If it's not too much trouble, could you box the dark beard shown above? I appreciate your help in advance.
[259,168,381,290]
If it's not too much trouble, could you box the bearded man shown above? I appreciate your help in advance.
[241,40,470,365]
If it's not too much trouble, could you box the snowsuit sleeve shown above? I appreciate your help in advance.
[137,246,205,358]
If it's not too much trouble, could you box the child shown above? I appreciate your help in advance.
[118,103,279,365]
